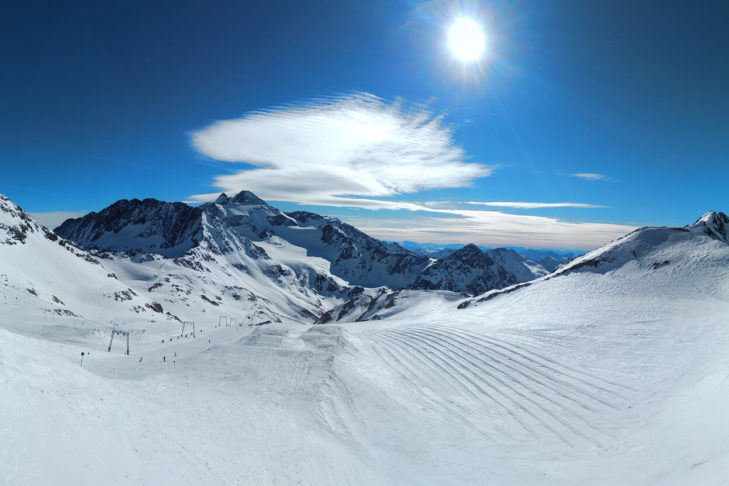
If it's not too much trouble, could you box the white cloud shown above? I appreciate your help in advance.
[28,211,86,230]
[571,173,611,181]
[344,208,635,250]
[189,93,490,205]
[465,201,606,209]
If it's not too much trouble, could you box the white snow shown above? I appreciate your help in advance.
[2,196,729,485]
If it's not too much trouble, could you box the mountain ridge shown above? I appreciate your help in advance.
[453,210,729,310]
[55,190,543,296]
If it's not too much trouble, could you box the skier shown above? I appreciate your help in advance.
[139,356,143,363]
[163,356,166,363]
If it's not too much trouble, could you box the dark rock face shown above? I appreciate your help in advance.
[1,194,42,245]
[411,244,519,295]
[55,199,203,257]
[695,211,729,244]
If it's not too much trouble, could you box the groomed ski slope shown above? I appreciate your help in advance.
[3,250,729,486]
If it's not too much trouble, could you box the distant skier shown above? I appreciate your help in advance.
[139,356,143,363]
[163,356,166,363]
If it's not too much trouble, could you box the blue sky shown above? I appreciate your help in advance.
[1,0,727,249]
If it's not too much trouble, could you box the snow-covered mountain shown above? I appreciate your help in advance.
[0,192,365,332]
[322,244,549,322]
[265,208,430,289]
[411,244,520,294]
[400,241,578,270]
[55,190,543,302]
[56,191,431,290]
[4,205,729,486]
[555,210,729,276]
[410,245,550,291]
[697,210,729,243]
[55,191,379,325]
[54,197,202,257]
[0,194,178,328]
[485,247,549,281]
[459,210,729,309]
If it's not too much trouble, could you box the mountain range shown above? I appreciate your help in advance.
[4,189,729,485]
[39,190,551,324]
[5,189,727,327]
[4,186,723,329]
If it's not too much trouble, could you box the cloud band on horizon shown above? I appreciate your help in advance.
[464,201,606,209]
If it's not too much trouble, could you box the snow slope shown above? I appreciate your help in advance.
[0,194,181,330]
[3,201,729,485]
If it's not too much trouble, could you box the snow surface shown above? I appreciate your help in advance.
[3,195,729,485]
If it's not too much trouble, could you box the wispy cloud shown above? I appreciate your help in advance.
[344,208,634,250]
[189,93,490,205]
[188,93,632,249]
[301,199,631,249]
[571,173,611,181]
[464,201,606,209]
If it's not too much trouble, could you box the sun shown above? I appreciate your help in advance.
[447,18,487,62]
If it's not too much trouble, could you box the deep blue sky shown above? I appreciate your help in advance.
[1,0,727,247]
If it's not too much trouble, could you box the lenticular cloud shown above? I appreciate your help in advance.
[189,93,490,205]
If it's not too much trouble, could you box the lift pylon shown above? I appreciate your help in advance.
[108,329,130,355]
[181,321,195,338]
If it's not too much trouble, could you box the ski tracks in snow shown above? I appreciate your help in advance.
[366,325,633,449]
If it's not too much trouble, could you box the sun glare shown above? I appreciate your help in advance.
[447,17,486,62]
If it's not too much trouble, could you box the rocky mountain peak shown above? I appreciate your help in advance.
[692,211,729,244]
[451,243,483,258]
[212,190,269,208]
[54,197,203,257]
[230,190,268,206]
[409,242,519,296]
[0,193,47,245]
